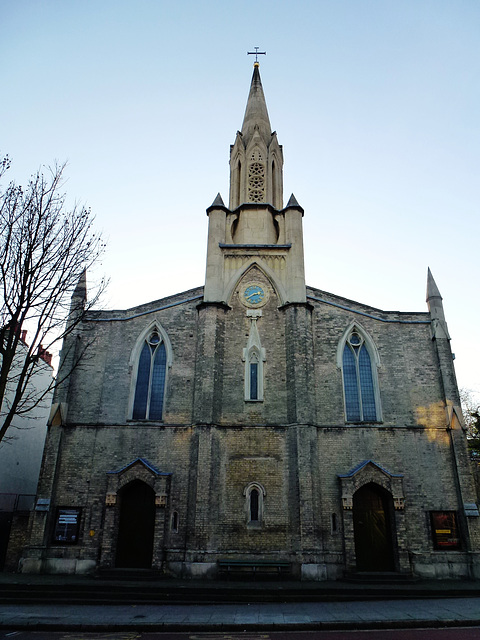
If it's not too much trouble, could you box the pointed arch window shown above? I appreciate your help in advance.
[341,328,380,423]
[132,330,167,420]
[231,157,242,208]
[244,482,265,528]
[250,487,259,521]
[271,159,277,206]
[243,314,266,402]
[235,160,242,205]
[249,351,259,400]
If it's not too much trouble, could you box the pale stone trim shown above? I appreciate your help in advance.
[242,313,266,401]
[338,460,409,574]
[243,481,266,527]
[224,260,288,306]
[336,320,381,369]
[101,458,171,571]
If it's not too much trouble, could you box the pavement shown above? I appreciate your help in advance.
[2,597,480,631]
[1,573,480,631]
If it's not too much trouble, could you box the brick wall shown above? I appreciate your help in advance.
[23,283,480,578]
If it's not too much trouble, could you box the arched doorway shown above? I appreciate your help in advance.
[115,480,155,568]
[353,483,395,572]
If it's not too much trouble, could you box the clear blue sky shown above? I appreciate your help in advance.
[1,0,479,399]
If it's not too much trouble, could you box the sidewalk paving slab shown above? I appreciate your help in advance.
[0,597,480,631]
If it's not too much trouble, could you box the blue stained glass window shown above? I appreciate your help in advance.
[359,346,376,421]
[149,342,166,420]
[342,332,377,422]
[132,342,151,419]
[343,346,360,421]
[250,362,258,400]
[132,332,167,420]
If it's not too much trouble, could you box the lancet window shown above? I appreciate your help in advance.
[341,328,380,422]
[132,330,167,420]
[250,488,259,521]
[248,351,260,400]
[244,482,265,527]
[243,313,266,401]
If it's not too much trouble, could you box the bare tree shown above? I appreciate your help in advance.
[460,388,480,457]
[0,156,106,444]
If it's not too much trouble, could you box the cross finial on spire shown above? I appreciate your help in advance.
[247,47,266,64]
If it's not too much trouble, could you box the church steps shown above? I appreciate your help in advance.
[1,578,479,605]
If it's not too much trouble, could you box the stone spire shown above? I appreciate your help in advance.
[72,269,87,303]
[53,268,88,412]
[426,268,444,320]
[204,64,305,305]
[425,273,462,436]
[210,193,225,208]
[286,193,301,208]
[240,63,272,147]
[69,269,87,323]
[426,268,449,339]
[229,63,284,210]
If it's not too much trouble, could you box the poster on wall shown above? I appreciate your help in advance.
[430,511,460,550]
[53,507,82,544]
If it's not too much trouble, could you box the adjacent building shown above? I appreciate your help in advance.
[0,334,53,570]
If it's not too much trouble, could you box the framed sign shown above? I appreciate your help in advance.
[430,511,460,550]
[52,507,82,544]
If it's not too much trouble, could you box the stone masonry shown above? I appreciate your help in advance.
[20,63,480,580]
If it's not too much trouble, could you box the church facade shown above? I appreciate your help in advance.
[21,64,480,580]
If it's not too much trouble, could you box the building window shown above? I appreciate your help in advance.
[244,346,265,401]
[331,512,338,534]
[250,488,259,521]
[341,328,379,422]
[244,482,265,528]
[234,160,241,205]
[171,511,179,533]
[243,313,266,402]
[132,331,167,420]
[250,357,259,400]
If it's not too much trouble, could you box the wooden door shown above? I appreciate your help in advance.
[353,483,395,572]
[115,480,155,568]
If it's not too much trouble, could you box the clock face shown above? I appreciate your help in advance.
[243,284,265,306]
